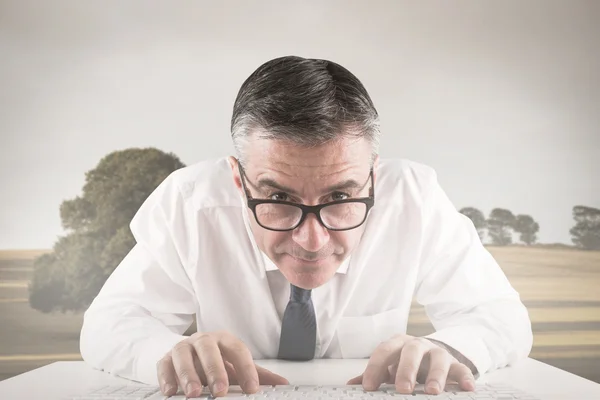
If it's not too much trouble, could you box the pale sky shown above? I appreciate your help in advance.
[1,0,599,249]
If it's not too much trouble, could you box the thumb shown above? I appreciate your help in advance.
[346,374,363,385]
[256,364,290,385]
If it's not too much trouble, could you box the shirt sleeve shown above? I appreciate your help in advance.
[80,172,197,385]
[413,168,533,378]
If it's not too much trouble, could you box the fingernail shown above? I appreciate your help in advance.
[399,382,412,392]
[186,382,200,396]
[426,381,440,393]
[163,384,175,394]
[245,378,259,393]
[213,380,227,394]
[363,382,376,391]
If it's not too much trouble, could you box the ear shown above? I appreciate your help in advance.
[228,156,243,193]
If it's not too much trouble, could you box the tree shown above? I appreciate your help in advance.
[513,214,540,245]
[459,207,486,241]
[29,148,185,313]
[487,208,516,246]
[29,253,65,313]
[570,205,600,250]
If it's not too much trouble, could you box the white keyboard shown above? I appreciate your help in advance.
[69,383,541,399]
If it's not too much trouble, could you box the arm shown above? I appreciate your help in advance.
[80,174,197,385]
[414,169,533,378]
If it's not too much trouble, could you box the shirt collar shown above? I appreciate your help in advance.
[239,194,351,276]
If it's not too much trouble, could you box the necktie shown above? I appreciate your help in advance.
[277,284,317,361]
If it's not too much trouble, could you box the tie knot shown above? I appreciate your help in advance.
[290,284,311,302]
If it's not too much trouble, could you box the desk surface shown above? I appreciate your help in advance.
[0,358,599,400]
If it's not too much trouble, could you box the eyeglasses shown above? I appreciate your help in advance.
[238,163,375,232]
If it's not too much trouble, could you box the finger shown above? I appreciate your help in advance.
[386,364,397,383]
[448,362,476,391]
[256,364,290,385]
[346,374,363,385]
[171,341,204,398]
[193,357,209,386]
[394,339,429,394]
[156,354,178,396]
[349,363,403,386]
[362,337,405,391]
[224,361,240,385]
[423,347,452,395]
[218,333,260,393]
[193,333,230,397]
[172,362,185,395]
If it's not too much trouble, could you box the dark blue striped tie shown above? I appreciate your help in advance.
[277,284,317,361]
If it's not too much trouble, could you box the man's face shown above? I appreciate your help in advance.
[229,134,376,290]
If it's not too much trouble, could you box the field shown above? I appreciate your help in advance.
[0,246,599,383]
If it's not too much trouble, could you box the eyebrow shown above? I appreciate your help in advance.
[255,176,368,196]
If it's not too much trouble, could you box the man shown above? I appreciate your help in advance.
[79,56,533,398]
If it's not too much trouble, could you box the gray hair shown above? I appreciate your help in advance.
[230,56,381,166]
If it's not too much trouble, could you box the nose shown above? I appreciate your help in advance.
[291,213,330,253]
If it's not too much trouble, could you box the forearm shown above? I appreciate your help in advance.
[423,298,533,377]
[80,301,190,385]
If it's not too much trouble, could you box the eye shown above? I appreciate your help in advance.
[331,192,350,201]
[269,192,290,202]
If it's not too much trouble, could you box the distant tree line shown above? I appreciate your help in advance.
[569,206,600,250]
[459,206,600,250]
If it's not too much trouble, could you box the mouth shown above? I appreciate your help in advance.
[288,254,330,266]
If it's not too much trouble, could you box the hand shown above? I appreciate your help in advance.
[347,334,476,395]
[157,331,289,398]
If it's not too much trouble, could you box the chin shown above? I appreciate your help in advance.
[279,254,338,289]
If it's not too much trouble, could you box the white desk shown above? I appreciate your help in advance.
[0,358,599,400]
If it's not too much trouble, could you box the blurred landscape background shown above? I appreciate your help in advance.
[1,0,598,386]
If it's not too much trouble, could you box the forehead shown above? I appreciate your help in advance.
[244,135,372,178]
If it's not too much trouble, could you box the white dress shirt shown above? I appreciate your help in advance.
[79,157,533,386]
